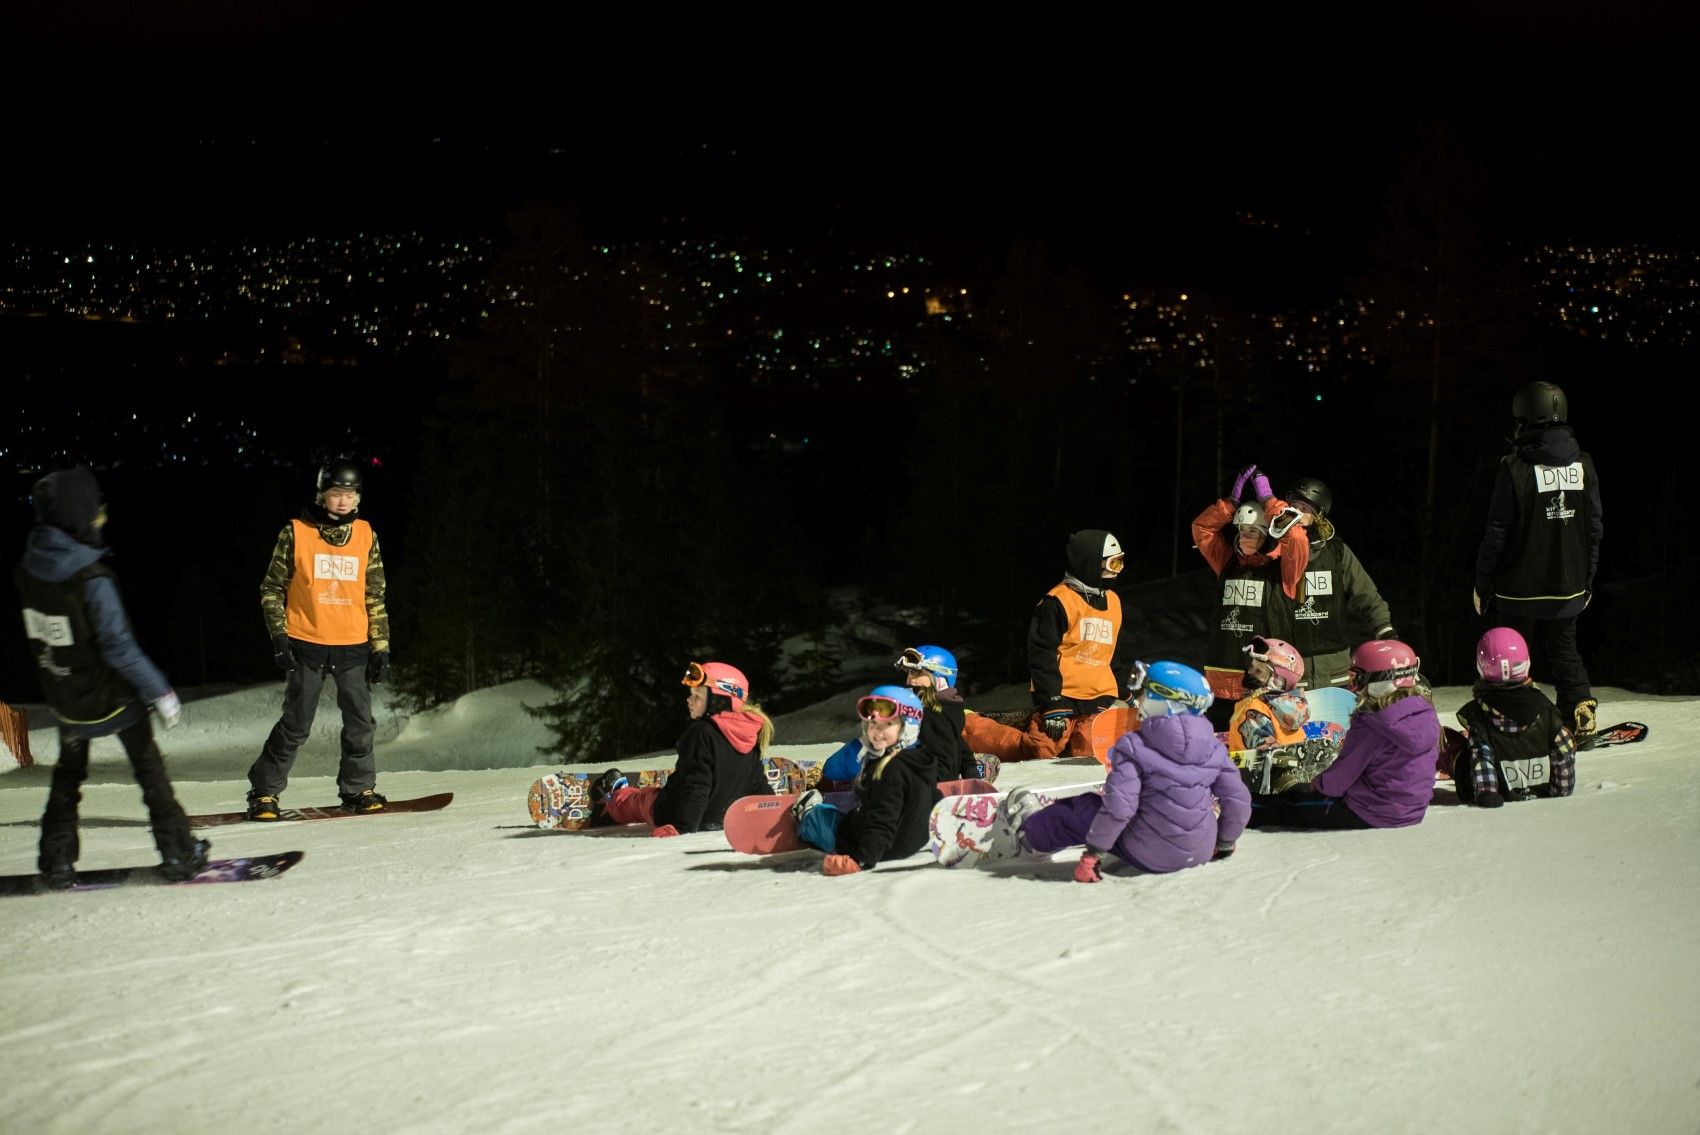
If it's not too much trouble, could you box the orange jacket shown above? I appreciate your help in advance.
[1191,497,1310,600]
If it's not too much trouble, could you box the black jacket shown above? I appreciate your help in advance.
[1475,426,1603,619]
[1286,525,1394,659]
[919,689,978,783]
[654,717,770,833]
[836,744,940,870]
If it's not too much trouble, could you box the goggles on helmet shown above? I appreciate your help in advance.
[895,647,942,675]
[1143,676,1212,712]
[681,661,746,701]
[857,695,922,724]
[1348,662,1419,692]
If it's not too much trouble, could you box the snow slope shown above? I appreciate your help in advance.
[1,681,1696,1134]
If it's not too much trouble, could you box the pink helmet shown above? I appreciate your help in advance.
[683,661,750,712]
[1476,627,1531,684]
[1348,640,1420,698]
[1245,636,1305,692]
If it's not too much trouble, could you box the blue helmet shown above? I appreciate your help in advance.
[858,685,925,750]
[897,644,959,687]
[1137,661,1213,718]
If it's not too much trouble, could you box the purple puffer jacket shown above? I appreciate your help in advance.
[1085,713,1251,874]
[1311,694,1440,828]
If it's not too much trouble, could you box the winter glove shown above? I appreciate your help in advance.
[822,854,862,876]
[1381,628,1400,642]
[650,824,680,838]
[1230,463,1257,501]
[153,689,182,730]
[1040,710,1073,741]
[1250,472,1273,502]
[1212,841,1236,861]
[271,633,296,674]
[367,651,391,686]
[1073,850,1104,884]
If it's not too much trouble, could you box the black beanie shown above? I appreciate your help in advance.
[32,467,105,546]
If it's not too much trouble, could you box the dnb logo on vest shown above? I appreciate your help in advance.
[313,554,360,581]
[1222,578,1265,606]
[1534,462,1584,493]
[1079,617,1114,644]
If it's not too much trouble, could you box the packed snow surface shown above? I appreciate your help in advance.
[1,681,1696,1134]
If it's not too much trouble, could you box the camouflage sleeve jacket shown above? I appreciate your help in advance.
[258,521,390,651]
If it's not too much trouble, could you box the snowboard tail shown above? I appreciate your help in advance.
[189,793,453,829]
[0,851,305,897]
[928,784,1105,869]
[1587,721,1649,749]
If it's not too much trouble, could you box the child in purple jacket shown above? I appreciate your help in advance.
[989,661,1250,881]
[1248,639,1439,830]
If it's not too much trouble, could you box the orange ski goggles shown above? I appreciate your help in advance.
[681,661,745,701]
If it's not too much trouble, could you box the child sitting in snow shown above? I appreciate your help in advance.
[792,685,939,875]
[1451,627,1576,807]
[1227,636,1311,753]
[989,661,1250,881]
[896,644,980,784]
[1248,640,1438,830]
[593,661,773,836]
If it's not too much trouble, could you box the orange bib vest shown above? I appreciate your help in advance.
[285,519,373,646]
[1042,583,1122,702]
[1228,693,1308,751]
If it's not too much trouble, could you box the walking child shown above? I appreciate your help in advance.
[594,661,772,836]
[16,467,208,887]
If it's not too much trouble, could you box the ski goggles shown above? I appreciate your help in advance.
[857,695,922,724]
[1142,676,1213,712]
[1348,663,1419,692]
[1102,553,1125,573]
[681,661,746,701]
[894,648,952,677]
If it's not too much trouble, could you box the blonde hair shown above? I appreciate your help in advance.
[741,699,775,757]
[914,683,941,713]
[864,751,895,782]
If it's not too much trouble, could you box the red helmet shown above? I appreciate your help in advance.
[1348,640,1420,697]
[682,661,749,711]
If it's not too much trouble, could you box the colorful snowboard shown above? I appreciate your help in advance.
[1586,721,1650,749]
[189,793,453,830]
[527,757,808,831]
[724,777,998,856]
[929,784,1104,869]
[1229,737,1343,795]
[0,851,305,897]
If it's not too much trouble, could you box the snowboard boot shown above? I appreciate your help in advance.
[589,770,627,826]
[790,788,823,824]
[158,838,212,882]
[986,788,1051,865]
[38,858,77,891]
[1571,699,1599,751]
[247,793,282,822]
[342,790,387,814]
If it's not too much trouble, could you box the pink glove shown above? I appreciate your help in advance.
[650,824,680,838]
[822,854,861,876]
[1230,464,1257,501]
[1073,852,1103,883]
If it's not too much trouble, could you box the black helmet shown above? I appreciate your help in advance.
[317,457,364,493]
[1511,382,1567,428]
[1284,476,1333,518]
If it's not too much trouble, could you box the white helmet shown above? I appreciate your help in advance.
[1231,502,1267,532]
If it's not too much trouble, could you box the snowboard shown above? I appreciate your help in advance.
[1229,736,1343,795]
[724,777,999,856]
[1087,706,1139,766]
[929,784,1104,869]
[1304,686,1358,730]
[189,793,453,830]
[527,757,807,831]
[1586,721,1650,749]
[0,851,305,897]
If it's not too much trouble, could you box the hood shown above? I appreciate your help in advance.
[1065,529,1117,582]
[1138,712,1224,767]
[21,524,106,583]
[710,709,766,754]
[32,466,105,548]
[1470,680,1552,728]
[1513,425,1580,466]
[1359,694,1440,754]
